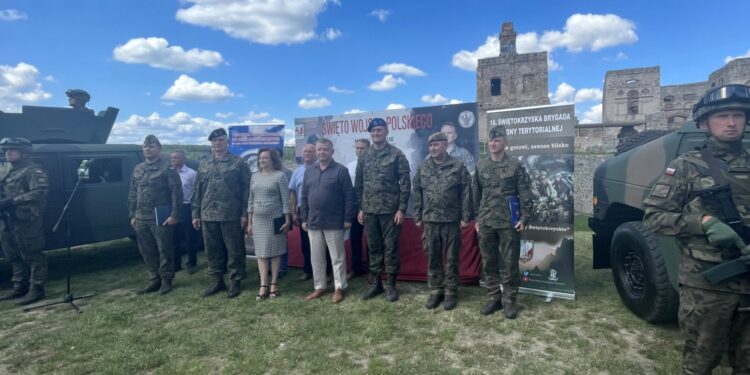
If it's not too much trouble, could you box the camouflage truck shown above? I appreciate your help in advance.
[588,121,750,323]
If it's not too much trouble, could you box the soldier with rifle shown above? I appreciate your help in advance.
[644,84,750,374]
[0,137,49,305]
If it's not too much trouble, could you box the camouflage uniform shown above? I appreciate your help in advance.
[0,150,49,297]
[355,142,411,279]
[644,137,750,374]
[129,150,183,286]
[473,137,532,308]
[192,152,250,284]
[413,155,472,296]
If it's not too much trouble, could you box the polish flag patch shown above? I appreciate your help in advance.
[665,167,676,176]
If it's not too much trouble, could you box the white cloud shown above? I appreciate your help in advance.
[574,88,603,103]
[44,75,55,82]
[176,0,334,45]
[110,111,227,144]
[344,108,365,114]
[368,74,406,91]
[370,9,390,22]
[452,13,637,71]
[386,103,405,110]
[581,103,602,124]
[240,111,271,122]
[377,63,426,77]
[0,9,27,21]
[283,127,296,146]
[161,74,235,102]
[328,86,353,94]
[421,93,462,105]
[113,37,223,72]
[0,62,52,112]
[215,112,234,119]
[298,96,331,109]
[725,50,750,64]
[322,28,341,41]
[549,83,576,104]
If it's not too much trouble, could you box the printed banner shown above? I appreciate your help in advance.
[487,104,576,300]
[228,124,285,173]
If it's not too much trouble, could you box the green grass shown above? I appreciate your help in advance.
[0,217,731,374]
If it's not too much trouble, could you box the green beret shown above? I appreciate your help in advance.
[489,125,507,139]
[427,132,448,143]
[143,134,161,146]
[208,128,227,141]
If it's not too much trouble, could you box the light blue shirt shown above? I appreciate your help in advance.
[289,164,308,207]
[176,165,197,204]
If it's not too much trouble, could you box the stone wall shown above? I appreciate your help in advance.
[574,153,613,215]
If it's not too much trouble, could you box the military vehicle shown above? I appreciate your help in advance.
[0,99,144,251]
[589,121,750,323]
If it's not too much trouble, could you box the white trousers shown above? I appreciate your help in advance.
[308,229,347,290]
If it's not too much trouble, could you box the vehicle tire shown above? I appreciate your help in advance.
[615,130,674,155]
[611,221,678,323]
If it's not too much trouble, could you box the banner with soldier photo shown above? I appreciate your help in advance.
[228,124,285,173]
[487,104,576,300]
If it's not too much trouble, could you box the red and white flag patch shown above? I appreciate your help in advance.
[665,167,676,176]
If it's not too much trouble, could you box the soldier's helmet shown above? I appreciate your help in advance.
[66,89,91,103]
[693,84,750,125]
[0,137,33,153]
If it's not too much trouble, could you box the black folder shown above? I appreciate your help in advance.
[273,216,285,234]
[155,205,171,225]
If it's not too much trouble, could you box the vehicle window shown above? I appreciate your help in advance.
[82,158,123,184]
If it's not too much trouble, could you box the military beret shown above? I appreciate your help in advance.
[65,89,90,101]
[427,132,448,143]
[143,134,161,146]
[489,125,507,139]
[208,127,227,141]
[367,118,387,132]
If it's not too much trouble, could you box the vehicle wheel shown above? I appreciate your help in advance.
[615,129,674,155]
[611,221,678,323]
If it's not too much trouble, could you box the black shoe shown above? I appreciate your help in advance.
[228,281,241,299]
[385,284,399,302]
[187,265,197,275]
[138,280,162,295]
[202,280,227,297]
[480,298,503,316]
[0,285,28,301]
[361,282,384,300]
[443,295,457,311]
[504,303,519,319]
[16,286,45,306]
[159,279,173,295]
[425,293,444,309]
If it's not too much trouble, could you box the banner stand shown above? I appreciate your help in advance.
[520,287,576,302]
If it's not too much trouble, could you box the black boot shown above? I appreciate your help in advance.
[425,293,444,309]
[227,280,241,299]
[202,279,227,297]
[480,297,503,316]
[138,279,162,295]
[443,295,457,311]
[385,275,399,302]
[16,285,45,306]
[503,297,519,319]
[0,284,28,301]
[361,275,384,300]
[159,279,173,295]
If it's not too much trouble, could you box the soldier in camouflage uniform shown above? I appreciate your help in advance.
[473,125,532,318]
[355,118,411,302]
[192,128,251,298]
[128,135,183,295]
[413,132,472,310]
[0,138,49,305]
[644,84,750,374]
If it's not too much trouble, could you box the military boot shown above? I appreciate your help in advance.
[425,293,444,309]
[0,284,28,301]
[138,279,162,295]
[202,279,227,297]
[503,297,519,320]
[158,279,173,295]
[443,294,457,311]
[480,297,503,316]
[227,280,241,299]
[385,275,399,302]
[361,275,384,300]
[16,285,45,306]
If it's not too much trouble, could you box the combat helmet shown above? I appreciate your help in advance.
[692,84,750,125]
[0,137,33,153]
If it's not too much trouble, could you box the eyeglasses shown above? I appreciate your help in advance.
[699,85,750,106]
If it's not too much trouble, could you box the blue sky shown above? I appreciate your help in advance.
[2,0,750,145]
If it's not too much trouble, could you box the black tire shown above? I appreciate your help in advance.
[611,221,678,323]
[615,130,674,155]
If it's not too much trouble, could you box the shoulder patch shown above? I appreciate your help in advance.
[664,167,676,176]
[650,183,671,198]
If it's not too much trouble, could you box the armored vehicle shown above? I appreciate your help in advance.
[0,101,143,251]
[589,121,750,323]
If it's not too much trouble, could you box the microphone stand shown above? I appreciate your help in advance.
[25,170,95,313]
